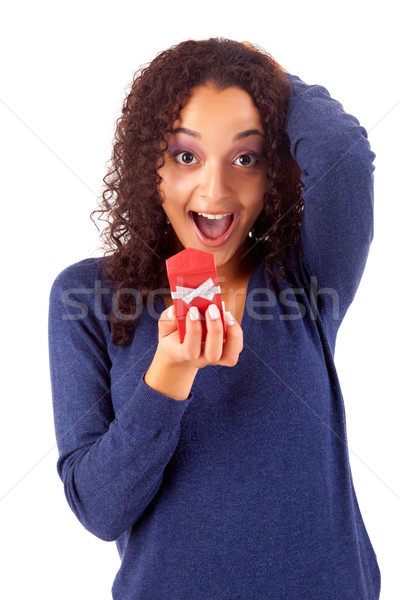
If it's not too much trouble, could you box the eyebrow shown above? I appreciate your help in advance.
[170,127,264,141]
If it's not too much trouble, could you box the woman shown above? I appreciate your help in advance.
[48,38,380,598]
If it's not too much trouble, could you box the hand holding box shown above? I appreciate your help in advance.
[165,247,226,343]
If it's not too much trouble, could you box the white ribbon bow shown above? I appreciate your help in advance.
[171,277,221,305]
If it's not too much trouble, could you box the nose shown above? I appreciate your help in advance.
[197,159,232,202]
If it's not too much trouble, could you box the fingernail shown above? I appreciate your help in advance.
[225,311,235,325]
[189,306,200,321]
[208,304,219,320]
[167,306,174,320]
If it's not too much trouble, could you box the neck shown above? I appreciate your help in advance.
[216,238,260,284]
[168,231,260,284]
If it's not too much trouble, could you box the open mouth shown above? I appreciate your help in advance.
[189,210,240,247]
[192,211,233,239]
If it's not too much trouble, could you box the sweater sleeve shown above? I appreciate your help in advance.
[285,74,376,338]
[48,262,193,542]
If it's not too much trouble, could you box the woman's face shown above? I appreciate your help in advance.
[158,84,269,270]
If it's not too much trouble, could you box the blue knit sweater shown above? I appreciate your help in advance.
[48,73,380,599]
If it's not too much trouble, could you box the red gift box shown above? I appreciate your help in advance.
[165,247,226,344]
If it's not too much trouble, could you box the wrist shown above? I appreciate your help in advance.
[144,347,199,401]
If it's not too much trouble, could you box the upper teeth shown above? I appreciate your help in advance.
[196,212,232,220]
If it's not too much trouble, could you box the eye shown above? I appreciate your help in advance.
[171,149,199,165]
[233,153,260,167]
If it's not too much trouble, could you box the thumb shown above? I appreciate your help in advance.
[158,304,179,339]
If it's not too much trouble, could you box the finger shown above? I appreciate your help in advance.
[203,304,224,363]
[218,312,243,367]
[241,40,256,50]
[180,306,202,360]
[158,305,179,339]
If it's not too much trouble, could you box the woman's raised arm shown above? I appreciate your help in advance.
[285,72,376,339]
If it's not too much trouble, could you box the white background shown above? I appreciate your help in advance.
[1,0,398,598]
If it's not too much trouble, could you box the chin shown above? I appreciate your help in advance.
[211,248,236,265]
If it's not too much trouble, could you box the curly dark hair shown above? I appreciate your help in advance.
[90,37,304,346]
